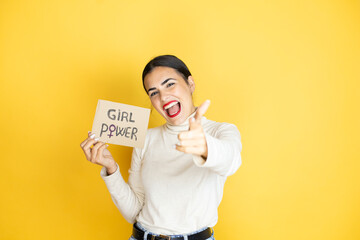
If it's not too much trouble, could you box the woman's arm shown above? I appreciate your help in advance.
[100,147,145,223]
[192,123,242,176]
[174,101,242,176]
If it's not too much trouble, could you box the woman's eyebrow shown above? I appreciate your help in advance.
[147,78,176,93]
[161,78,176,86]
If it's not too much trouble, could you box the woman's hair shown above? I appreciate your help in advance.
[142,55,192,93]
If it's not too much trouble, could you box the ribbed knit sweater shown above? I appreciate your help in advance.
[100,112,242,235]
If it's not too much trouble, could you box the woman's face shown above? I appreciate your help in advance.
[144,66,195,125]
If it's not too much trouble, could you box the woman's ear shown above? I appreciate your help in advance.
[187,76,195,94]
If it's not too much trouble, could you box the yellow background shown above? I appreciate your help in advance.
[0,0,359,239]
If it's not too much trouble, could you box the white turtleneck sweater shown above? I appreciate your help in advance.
[100,112,242,235]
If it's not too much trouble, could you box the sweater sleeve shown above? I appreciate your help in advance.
[192,123,242,176]
[100,147,145,223]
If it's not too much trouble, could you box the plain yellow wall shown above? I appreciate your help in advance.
[0,0,359,239]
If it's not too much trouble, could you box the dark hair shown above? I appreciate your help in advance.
[142,55,192,93]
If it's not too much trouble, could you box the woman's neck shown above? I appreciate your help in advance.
[164,107,197,134]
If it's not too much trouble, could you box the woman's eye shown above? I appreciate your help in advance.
[150,91,158,97]
[167,82,175,87]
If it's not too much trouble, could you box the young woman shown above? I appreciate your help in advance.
[80,55,242,240]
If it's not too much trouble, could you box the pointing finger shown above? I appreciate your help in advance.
[189,100,210,130]
[194,100,210,123]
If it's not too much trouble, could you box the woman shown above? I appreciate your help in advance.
[80,55,242,240]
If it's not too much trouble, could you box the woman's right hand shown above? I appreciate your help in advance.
[80,132,117,175]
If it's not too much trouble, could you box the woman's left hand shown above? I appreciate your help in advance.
[176,100,211,159]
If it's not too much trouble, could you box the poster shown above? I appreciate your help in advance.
[91,99,150,148]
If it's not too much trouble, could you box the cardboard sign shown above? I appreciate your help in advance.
[91,100,150,148]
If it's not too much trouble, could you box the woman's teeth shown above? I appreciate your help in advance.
[164,101,179,110]
[164,101,181,117]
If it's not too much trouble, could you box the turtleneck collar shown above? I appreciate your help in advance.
[164,107,206,134]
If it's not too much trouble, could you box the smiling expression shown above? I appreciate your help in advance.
[144,66,196,125]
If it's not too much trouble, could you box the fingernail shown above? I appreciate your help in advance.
[191,117,195,122]
[94,137,99,141]
[90,133,96,139]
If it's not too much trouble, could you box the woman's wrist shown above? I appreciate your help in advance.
[105,161,117,175]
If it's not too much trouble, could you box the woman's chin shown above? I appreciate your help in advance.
[165,114,185,125]
[162,106,194,125]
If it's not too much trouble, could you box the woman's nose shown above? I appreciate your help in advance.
[159,90,170,102]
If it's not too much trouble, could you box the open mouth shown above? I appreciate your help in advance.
[163,100,181,118]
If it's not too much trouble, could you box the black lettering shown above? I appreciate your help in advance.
[129,112,135,122]
[100,123,108,137]
[107,109,116,120]
[131,127,138,141]
[117,109,121,121]
[125,127,130,138]
[116,126,126,136]
[121,111,129,122]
